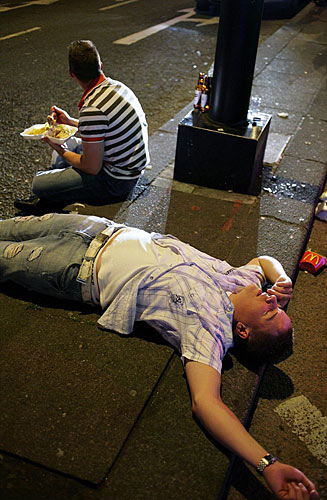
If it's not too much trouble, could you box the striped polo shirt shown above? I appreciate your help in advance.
[78,74,150,179]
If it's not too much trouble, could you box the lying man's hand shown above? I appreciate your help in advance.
[267,276,293,308]
[263,461,319,499]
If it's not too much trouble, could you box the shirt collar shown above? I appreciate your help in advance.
[78,72,107,110]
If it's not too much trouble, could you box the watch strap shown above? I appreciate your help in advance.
[256,454,277,474]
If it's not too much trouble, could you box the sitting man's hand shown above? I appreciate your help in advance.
[42,136,68,156]
[51,105,72,125]
[267,276,293,308]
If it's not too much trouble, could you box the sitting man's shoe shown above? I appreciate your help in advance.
[14,195,64,215]
[14,195,41,213]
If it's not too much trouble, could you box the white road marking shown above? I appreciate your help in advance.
[274,395,327,465]
[184,16,219,27]
[0,0,59,13]
[113,8,196,45]
[0,26,41,41]
[99,0,139,11]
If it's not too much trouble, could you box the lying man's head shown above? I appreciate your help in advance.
[230,284,293,363]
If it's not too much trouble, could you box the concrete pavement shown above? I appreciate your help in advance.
[0,2,326,499]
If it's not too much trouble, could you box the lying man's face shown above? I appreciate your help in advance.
[233,284,292,337]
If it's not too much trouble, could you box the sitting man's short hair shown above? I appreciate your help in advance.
[68,40,101,83]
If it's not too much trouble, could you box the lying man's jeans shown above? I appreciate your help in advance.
[0,213,110,302]
[32,137,139,203]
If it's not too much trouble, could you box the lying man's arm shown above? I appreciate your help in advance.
[185,360,318,500]
[247,255,293,307]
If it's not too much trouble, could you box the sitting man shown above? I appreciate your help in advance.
[0,213,318,500]
[15,40,149,214]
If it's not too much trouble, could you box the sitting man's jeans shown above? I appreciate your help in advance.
[32,137,139,203]
[0,213,111,302]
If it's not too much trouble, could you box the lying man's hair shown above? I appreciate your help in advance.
[233,324,294,364]
[68,40,102,83]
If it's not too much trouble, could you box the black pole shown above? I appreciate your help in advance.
[209,0,264,127]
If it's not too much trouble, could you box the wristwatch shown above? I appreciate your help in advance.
[256,454,277,474]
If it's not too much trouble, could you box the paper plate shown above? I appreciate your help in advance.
[20,124,78,144]
[20,124,48,140]
[46,126,78,145]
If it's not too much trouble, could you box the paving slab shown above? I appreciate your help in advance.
[277,155,327,185]
[94,355,262,500]
[164,189,257,261]
[0,453,99,500]
[308,87,327,119]
[264,54,327,76]
[286,116,327,163]
[0,292,173,484]
[254,68,324,94]
[254,25,302,76]
[260,108,303,135]
[224,197,310,278]
[97,356,226,500]
[259,192,313,227]
[263,132,292,165]
[251,83,315,112]
[318,74,327,91]
[300,20,327,44]
[276,36,327,64]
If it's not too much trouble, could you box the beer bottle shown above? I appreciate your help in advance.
[201,76,212,113]
[194,72,205,109]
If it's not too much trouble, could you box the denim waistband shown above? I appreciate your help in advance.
[76,231,110,304]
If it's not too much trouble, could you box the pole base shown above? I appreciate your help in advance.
[173,109,271,195]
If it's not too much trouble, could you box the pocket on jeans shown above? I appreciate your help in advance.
[60,262,83,301]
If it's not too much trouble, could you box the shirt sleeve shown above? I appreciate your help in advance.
[79,106,107,143]
[178,285,234,375]
[212,262,266,294]
[239,264,266,287]
[180,326,224,374]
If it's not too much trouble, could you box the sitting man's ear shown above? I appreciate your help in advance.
[235,322,251,339]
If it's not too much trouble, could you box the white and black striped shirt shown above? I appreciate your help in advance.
[78,75,149,179]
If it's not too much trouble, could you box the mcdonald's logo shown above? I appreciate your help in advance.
[302,251,322,265]
[299,250,326,274]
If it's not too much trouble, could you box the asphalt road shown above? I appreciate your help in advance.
[0,0,284,217]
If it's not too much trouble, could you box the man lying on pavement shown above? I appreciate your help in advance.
[0,213,319,500]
